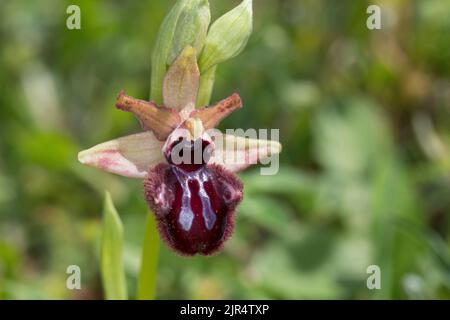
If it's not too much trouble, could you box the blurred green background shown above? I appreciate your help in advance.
[0,0,449,299]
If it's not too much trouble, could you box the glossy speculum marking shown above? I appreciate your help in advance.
[145,138,243,255]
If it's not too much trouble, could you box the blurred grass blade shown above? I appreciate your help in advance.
[101,191,128,300]
[137,213,160,300]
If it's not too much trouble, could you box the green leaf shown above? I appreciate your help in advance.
[239,195,299,240]
[100,191,128,300]
[370,157,425,299]
[314,98,391,176]
[137,213,160,300]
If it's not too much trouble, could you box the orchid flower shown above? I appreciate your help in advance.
[78,46,280,256]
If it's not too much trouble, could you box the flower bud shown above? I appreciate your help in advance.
[151,0,211,104]
[168,0,211,65]
[199,0,253,72]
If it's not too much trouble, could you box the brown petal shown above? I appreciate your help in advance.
[193,93,242,129]
[115,91,181,141]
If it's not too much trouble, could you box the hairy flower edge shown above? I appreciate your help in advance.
[144,163,243,256]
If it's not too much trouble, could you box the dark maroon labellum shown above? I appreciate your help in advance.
[144,139,243,256]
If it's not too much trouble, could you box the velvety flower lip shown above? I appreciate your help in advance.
[78,44,281,255]
[144,163,243,256]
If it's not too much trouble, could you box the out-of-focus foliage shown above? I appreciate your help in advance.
[0,0,449,299]
[100,192,127,300]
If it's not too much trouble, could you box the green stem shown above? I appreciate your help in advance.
[196,65,217,107]
[137,212,160,300]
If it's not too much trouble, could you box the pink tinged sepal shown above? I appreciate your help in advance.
[144,163,243,256]
[209,133,282,172]
[77,132,165,179]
